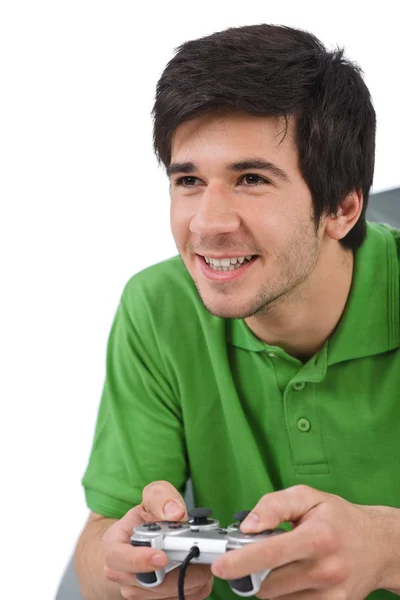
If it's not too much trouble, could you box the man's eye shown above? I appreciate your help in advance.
[174,174,270,188]
[240,174,270,186]
[175,176,200,187]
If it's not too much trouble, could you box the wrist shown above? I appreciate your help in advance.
[367,505,400,592]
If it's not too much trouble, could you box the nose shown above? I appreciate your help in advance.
[189,182,240,237]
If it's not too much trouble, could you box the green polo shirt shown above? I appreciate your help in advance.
[82,221,400,600]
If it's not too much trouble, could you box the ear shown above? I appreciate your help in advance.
[325,189,363,241]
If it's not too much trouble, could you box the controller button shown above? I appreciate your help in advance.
[218,528,227,534]
[142,523,153,528]
[160,520,180,524]
[188,507,212,525]
[137,572,158,584]
[233,510,251,523]
[230,576,253,593]
[168,523,183,529]
[147,524,161,531]
[131,540,151,547]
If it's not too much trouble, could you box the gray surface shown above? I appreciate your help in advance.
[56,186,400,599]
[55,556,83,600]
[367,187,400,226]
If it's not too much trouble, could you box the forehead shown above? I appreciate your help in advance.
[170,110,298,166]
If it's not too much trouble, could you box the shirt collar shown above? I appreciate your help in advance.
[327,222,399,364]
[228,222,400,363]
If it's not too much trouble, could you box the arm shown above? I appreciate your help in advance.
[77,286,188,597]
[74,512,121,600]
[81,295,188,519]
[375,506,400,595]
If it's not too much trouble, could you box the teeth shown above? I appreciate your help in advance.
[203,255,255,271]
[204,255,253,266]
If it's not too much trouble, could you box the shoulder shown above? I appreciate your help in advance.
[365,221,400,263]
[121,255,202,316]
[386,225,400,259]
[366,220,400,244]
[117,255,222,347]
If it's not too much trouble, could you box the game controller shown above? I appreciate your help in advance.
[130,507,285,597]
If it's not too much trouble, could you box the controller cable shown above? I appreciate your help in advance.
[178,546,200,600]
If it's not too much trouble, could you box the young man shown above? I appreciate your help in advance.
[74,23,400,600]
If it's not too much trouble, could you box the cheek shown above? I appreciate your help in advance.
[249,210,292,243]
[171,196,196,223]
[259,207,306,244]
[170,209,190,247]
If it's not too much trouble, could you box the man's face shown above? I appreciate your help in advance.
[169,110,325,320]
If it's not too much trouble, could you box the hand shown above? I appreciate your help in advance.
[101,480,213,599]
[211,485,389,599]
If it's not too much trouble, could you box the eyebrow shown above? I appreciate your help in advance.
[166,158,291,183]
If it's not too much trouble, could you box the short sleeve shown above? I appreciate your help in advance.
[81,294,188,519]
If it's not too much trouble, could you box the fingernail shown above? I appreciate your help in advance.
[242,512,260,530]
[163,500,182,518]
[150,553,166,567]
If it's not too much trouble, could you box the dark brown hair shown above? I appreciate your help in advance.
[152,24,376,250]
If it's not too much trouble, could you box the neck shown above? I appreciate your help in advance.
[244,242,354,362]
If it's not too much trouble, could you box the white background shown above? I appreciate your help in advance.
[1,1,399,598]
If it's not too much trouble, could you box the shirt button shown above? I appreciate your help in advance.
[297,418,311,432]
[293,382,306,391]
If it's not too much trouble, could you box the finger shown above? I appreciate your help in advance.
[141,480,188,522]
[165,574,213,599]
[99,510,139,546]
[104,566,139,586]
[104,540,168,573]
[212,522,325,580]
[118,566,213,599]
[266,590,320,600]
[105,563,210,588]
[179,583,214,600]
[260,555,349,600]
[114,481,188,542]
[166,564,213,592]
[256,559,314,599]
[120,585,213,600]
[241,485,327,533]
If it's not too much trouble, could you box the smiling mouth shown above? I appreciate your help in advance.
[196,254,259,281]
[201,255,257,272]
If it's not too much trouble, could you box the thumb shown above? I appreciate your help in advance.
[241,485,326,533]
[115,481,188,541]
[142,480,188,522]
